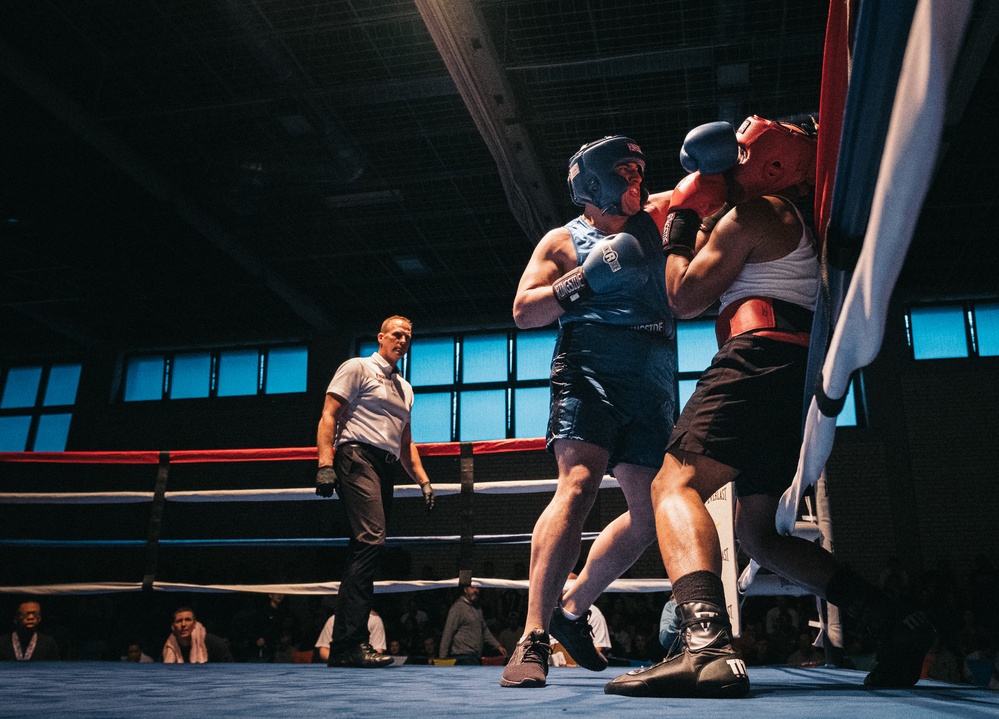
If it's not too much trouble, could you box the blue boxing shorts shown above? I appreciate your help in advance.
[667,333,809,497]
[547,321,677,469]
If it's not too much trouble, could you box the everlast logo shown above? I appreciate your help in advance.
[707,486,728,503]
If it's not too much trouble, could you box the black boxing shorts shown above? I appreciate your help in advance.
[667,333,809,497]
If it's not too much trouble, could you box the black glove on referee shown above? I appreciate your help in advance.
[421,482,435,513]
[315,466,338,497]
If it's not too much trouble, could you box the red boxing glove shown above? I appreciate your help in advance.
[669,171,729,218]
[662,172,729,258]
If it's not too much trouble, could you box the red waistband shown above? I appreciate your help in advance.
[715,297,811,348]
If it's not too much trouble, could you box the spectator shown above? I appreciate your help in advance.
[439,586,507,665]
[498,611,526,658]
[766,609,798,665]
[162,606,233,663]
[315,609,387,662]
[251,593,294,662]
[732,621,767,667]
[786,630,823,667]
[765,596,800,637]
[0,600,60,661]
[272,628,298,664]
[921,635,962,684]
[121,642,154,663]
[659,598,679,656]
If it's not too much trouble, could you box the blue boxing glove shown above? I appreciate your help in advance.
[552,232,648,309]
[679,121,739,175]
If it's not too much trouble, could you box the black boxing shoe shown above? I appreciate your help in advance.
[864,608,936,688]
[549,606,608,672]
[604,601,749,698]
[327,642,394,668]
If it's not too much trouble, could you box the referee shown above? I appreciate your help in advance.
[315,315,435,668]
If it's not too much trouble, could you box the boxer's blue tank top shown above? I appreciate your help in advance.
[559,211,673,337]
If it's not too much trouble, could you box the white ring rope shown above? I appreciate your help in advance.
[0,476,621,504]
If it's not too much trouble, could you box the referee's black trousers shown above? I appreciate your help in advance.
[329,442,395,656]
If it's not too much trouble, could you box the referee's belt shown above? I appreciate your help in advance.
[340,441,398,464]
[715,296,812,348]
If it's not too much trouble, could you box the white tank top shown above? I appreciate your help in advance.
[719,203,819,313]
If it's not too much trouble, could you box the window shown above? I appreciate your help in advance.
[908,300,999,360]
[908,305,967,359]
[359,328,555,443]
[122,345,307,401]
[266,346,308,394]
[171,353,211,399]
[973,302,999,357]
[0,363,81,451]
[217,350,259,397]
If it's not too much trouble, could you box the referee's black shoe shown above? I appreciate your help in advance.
[327,642,394,668]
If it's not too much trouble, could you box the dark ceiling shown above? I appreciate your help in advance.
[2,1,997,360]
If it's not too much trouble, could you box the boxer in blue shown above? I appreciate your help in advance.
[501,136,695,688]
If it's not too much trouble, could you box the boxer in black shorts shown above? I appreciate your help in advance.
[606,116,936,699]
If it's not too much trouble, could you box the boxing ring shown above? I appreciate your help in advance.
[2,438,996,719]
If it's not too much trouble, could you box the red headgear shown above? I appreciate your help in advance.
[728,116,817,203]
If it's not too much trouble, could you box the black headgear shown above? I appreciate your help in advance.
[567,136,647,215]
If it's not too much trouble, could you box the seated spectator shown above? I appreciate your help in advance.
[497,610,525,658]
[272,628,298,664]
[786,630,823,667]
[315,609,386,662]
[608,611,633,658]
[921,635,962,684]
[765,596,800,637]
[404,634,439,665]
[0,600,60,662]
[162,606,233,663]
[121,642,154,663]
[629,630,664,664]
[659,598,679,655]
[766,607,798,664]
[732,620,765,666]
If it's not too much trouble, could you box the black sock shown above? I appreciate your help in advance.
[671,570,726,607]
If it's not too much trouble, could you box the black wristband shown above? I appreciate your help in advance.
[552,266,593,310]
[662,208,699,258]
[662,243,694,260]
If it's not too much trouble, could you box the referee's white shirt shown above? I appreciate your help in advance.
[327,352,413,461]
